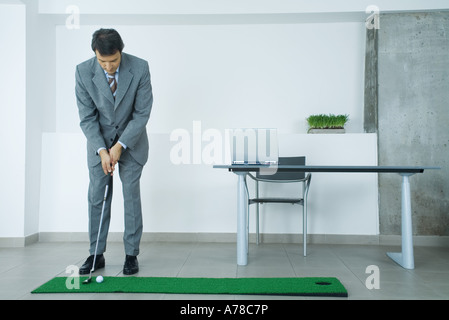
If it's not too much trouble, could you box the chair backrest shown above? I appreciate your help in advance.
[256,156,306,181]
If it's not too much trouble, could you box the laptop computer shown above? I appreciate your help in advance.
[229,128,279,165]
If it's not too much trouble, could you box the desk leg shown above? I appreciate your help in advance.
[236,172,248,266]
[387,173,415,269]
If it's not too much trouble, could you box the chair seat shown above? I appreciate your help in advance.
[249,198,304,204]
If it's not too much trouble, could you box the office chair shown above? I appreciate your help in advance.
[245,156,312,256]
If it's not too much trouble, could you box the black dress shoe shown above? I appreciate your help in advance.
[123,255,139,275]
[79,254,105,275]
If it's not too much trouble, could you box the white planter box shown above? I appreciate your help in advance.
[308,128,345,134]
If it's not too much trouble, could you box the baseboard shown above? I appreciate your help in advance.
[0,233,39,247]
[379,234,449,247]
[2,232,449,248]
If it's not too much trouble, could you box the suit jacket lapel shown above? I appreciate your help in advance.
[92,61,115,106]
[114,53,133,110]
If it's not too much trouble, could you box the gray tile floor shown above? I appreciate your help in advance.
[1,241,448,300]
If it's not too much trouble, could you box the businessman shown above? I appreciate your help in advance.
[75,29,153,275]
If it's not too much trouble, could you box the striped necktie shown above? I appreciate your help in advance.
[107,72,117,98]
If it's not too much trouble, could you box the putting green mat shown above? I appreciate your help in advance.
[32,276,347,297]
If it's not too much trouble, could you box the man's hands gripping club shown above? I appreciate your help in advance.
[99,143,123,175]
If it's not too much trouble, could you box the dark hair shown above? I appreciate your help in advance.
[91,28,124,55]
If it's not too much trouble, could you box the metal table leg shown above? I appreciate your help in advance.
[236,172,248,266]
[387,173,415,269]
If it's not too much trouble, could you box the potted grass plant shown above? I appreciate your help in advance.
[306,114,349,134]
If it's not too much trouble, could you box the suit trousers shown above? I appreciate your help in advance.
[88,150,144,256]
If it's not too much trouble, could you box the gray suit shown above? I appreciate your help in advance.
[75,52,153,256]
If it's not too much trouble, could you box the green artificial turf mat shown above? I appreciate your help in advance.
[32,276,347,297]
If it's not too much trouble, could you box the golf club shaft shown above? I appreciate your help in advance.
[89,137,118,276]
[90,174,112,274]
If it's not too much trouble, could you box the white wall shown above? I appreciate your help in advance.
[0,1,26,238]
[40,12,377,236]
[23,0,56,238]
[56,22,366,134]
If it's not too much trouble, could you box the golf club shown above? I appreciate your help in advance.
[83,138,118,284]
[82,173,112,284]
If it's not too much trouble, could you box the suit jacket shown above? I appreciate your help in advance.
[75,52,153,167]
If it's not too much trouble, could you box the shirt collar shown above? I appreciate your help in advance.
[104,66,119,77]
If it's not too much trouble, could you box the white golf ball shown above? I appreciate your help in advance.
[96,275,104,283]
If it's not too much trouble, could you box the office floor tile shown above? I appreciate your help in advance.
[1,241,448,300]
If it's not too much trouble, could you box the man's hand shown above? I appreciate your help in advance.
[109,143,123,169]
[99,149,114,175]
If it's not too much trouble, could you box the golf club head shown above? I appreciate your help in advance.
[82,276,92,284]
[82,270,93,284]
